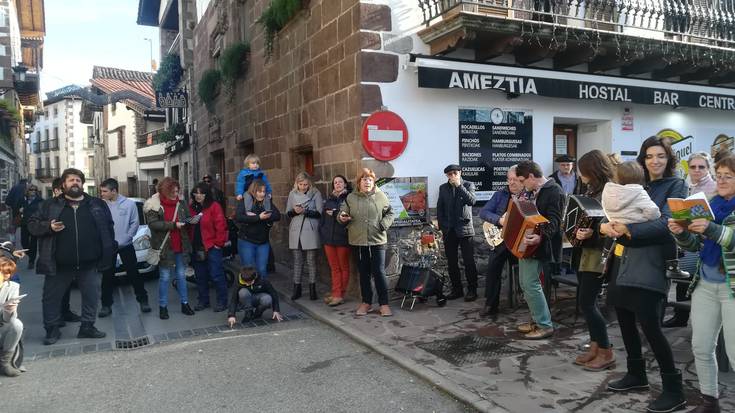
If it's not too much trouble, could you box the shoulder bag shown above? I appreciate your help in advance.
[146,203,179,266]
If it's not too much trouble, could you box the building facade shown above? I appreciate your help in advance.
[30,91,96,197]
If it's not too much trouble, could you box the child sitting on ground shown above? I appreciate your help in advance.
[235,154,272,212]
[602,161,661,224]
[227,266,283,327]
[0,242,25,377]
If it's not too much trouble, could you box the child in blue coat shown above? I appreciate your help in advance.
[236,154,272,211]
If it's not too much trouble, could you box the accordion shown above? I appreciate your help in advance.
[502,198,550,259]
[564,195,606,247]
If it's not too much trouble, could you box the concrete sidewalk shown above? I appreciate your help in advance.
[268,264,735,413]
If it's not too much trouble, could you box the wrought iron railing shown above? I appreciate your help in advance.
[40,140,49,152]
[49,139,59,151]
[418,0,735,45]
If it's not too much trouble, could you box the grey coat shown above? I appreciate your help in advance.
[286,188,323,250]
[614,177,688,295]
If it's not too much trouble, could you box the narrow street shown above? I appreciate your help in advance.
[4,263,470,413]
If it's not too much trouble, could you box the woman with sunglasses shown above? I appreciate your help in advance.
[664,152,717,329]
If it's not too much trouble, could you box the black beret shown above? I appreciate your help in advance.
[443,164,461,173]
[555,155,575,163]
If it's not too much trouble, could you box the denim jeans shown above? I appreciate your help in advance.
[192,247,228,307]
[518,258,553,329]
[691,279,735,398]
[355,245,389,306]
[158,253,188,307]
[238,239,270,280]
[238,288,273,313]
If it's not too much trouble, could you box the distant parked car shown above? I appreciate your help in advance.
[114,198,157,277]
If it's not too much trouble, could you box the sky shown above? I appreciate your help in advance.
[40,0,161,97]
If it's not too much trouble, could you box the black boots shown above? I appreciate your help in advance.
[647,370,686,412]
[77,323,106,339]
[687,394,720,413]
[291,283,302,300]
[607,358,650,392]
[43,326,61,345]
[139,297,152,313]
[464,289,478,302]
[663,312,689,328]
[181,303,195,315]
[666,259,690,280]
[446,289,463,300]
[159,306,169,319]
[309,283,317,301]
[98,306,112,318]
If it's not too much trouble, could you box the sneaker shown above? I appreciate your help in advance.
[139,298,152,313]
[98,306,112,318]
[327,297,344,306]
[517,321,537,334]
[43,326,61,345]
[241,308,255,323]
[77,324,106,339]
[181,303,195,316]
[159,306,169,320]
[379,305,393,317]
[524,326,554,340]
[355,303,371,316]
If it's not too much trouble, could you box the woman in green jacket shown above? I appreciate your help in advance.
[339,168,394,317]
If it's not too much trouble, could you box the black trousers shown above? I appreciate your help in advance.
[484,245,515,309]
[616,296,677,374]
[444,231,478,293]
[43,269,101,328]
[670,282,691,321]
[578,271,610,348]
[101,244,148,306]
[20,225,37,263]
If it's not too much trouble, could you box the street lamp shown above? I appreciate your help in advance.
[143,38,154,73]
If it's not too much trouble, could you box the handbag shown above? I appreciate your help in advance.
[146,202,179,266]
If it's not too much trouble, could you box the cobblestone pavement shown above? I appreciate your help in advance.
[269,265,735,413]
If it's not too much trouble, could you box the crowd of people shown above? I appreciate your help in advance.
[0,144,733,413]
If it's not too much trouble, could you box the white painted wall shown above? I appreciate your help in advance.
[105,103,138,185]
[366,0,735,206]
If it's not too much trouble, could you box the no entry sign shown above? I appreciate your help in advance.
[361,110,409,161]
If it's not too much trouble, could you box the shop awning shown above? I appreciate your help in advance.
[413,55,735,111]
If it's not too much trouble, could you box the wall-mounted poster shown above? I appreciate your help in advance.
[376,177,428,227]
[458,107,533,202]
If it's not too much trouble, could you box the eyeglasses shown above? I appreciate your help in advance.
[716,174,735,182]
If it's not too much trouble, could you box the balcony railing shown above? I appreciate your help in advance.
[40,140,49,152]
[419,0,735,45]
[49,139,59,151]
[35,167,59,179]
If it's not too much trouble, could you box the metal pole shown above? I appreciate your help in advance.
[143,38,153,72]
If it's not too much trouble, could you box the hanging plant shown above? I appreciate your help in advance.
[258,0,304,59]
[198,69,222,112]
[220,41,251,84]
[0,100,21,123]
[152,54,183,93]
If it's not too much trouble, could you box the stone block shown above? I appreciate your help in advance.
[318,64,340,96]
[383,34,413,54]
[360,52,398,83]
[360,3,391,31]
[337,11,353,39]
[339,54,357,89]
[361,32,381,50]
[361,84,383,114]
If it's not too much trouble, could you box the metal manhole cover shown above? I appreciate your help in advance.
[416,335,524,366]
[115,336,151,350]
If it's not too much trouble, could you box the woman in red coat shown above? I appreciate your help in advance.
[189,182,229,312]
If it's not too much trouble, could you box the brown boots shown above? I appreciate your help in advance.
[574,342,599,365]
[573,342,616,371]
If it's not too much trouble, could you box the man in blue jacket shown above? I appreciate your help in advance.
[98,178,150,318]
[28,169,116,345]
[478,166,523,316]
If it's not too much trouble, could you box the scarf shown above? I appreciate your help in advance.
[701,194,735,266]
[291,188,318,211]
[160,196,183,253]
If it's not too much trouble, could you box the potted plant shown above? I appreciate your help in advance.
[198,69,222,112]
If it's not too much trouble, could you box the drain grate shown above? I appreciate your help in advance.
[115,336,151,350]
[416,335,524,366]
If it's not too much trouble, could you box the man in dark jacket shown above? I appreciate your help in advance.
[478,166,523,316]
[19,184,42,269]
[549,155,584,196]
[436,164,478,301]
[514,161,565,339]
[28,169,117,345]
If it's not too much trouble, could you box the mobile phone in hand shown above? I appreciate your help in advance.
[7,294,27,303]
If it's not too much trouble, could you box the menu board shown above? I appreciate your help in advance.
[458,107,533,201]
[376,177,428,227]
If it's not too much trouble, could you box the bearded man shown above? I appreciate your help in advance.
[28,168,117,345]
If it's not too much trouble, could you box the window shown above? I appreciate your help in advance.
[53,107,58,118]
[111,103,116,115]
[118,129,126,156]
[53,127,58,139]
[44,129,48,140]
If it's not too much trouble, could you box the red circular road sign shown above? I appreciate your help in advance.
[361,110,409,161]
